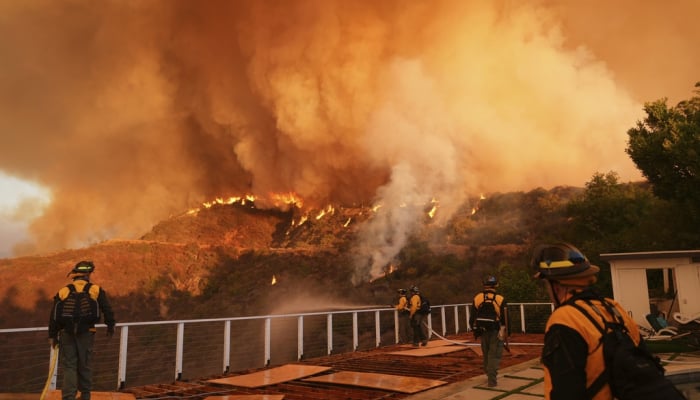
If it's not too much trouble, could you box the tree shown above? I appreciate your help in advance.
[626,82,700,223]
[566,172,655,248]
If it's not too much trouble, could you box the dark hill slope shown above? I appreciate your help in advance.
[0,187,582,328]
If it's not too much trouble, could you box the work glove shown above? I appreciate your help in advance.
[107,325,115,338]
[497,325,507,341]
[48,338,58,348]
[472,327,483,339]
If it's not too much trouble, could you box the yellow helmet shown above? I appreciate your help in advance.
[531,243,599,282]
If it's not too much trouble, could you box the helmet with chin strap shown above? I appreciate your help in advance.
[483,276,498,287]
[67,260,95,277]
[531,243,599,281]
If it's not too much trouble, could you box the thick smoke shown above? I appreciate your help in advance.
[0,1,698,277]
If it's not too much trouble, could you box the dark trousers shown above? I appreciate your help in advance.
[411,314,428,344]
[480,328,503,386]
[60,330,95,400]
[398,312,412,344]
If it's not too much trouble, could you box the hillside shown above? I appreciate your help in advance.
[0,186,582,329]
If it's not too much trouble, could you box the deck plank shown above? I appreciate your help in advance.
[206,364,331,388]
[303,370,448,394]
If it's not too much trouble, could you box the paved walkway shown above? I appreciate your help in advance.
[406,351,700,400]
[405,357,544,400]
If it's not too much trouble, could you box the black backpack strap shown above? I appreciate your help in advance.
[83,282,93,293]
[566,299,609,399]
[67,283,76,293]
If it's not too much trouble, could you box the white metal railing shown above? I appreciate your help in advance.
[0,302,553,392]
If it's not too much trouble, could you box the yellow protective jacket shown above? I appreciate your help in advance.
[396,295,409,313]
[409,294,421,317]
[470,289,506,329]
[48,278,116,338]
[543,291,642,400]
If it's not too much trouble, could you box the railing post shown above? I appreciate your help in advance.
[352,312,358,351]
[375,310,381,348]
[427,314,432,339]
[454,306,459,334]
[175,323,184,380]
[264,318,271,366]
[223,320,231,373]
[297,316,304,361]
[117,325,128,389]
[440,306,447,336]
[327,314,333,355]
[466,304,471,332]
[394,309,399,344]
[520,303,526,334]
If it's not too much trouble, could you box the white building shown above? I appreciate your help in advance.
[600,250,700,331]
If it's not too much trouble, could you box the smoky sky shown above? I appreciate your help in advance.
[0,0,698,267]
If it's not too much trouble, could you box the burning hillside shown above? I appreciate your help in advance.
[0,185,571,328]
[16,0,700,260]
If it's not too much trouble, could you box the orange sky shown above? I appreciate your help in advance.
[0,0,698,263]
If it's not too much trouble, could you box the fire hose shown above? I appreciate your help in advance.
[422,321,541,351]
[40,345,59,400]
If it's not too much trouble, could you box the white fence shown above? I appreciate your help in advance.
[0,302,553,393]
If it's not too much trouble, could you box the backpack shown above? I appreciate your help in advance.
[54,283,100,332]
[475,291,501,329]
[570,298,686,400]
[418,295,431,314]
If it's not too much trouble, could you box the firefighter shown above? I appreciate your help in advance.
[532,243,642,400]
[395,288,412,344]
[470,275,507,387]
[409,286,428,346]
[48,261,116,400]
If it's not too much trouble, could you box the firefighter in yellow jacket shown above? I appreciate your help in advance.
[49,261,116,400]
[532,243,642,400]
[395,288,412,344]
[470,276,507,387]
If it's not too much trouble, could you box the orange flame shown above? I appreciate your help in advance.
[343,217,351,227]
[315,204,336,220]
[271,192,303,208]
[271,275,277,285]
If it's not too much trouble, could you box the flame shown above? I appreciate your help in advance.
[315,204,335,220]
[203,196,248,208]
[370,263,399,282]
[271,192,303,208]
[371,204,382,212]
[271,275,277,285]
[471,194,485,215]
[428,205,438,218]
[298,215,308,226]
[343,217,351,227]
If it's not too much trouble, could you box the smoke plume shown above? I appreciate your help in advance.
[0,0,698,277]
